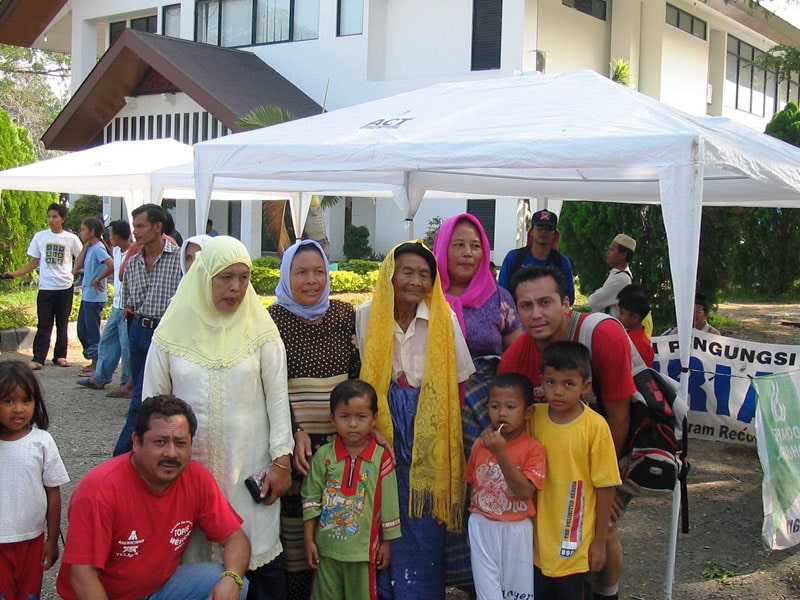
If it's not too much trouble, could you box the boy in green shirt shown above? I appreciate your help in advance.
[302,380,401,599]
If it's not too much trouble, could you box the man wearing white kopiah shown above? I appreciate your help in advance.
[588,234,636,319]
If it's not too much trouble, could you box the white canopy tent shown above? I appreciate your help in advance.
[0,140,195,221]
[0,139,295,231]
[194,69,800,598]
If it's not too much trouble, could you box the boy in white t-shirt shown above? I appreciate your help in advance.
[3,203,82,371]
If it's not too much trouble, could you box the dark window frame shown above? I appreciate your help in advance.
[195,0,319,48]
[726,34,800,117]
[666,3,706,41]
[562,0,606,21]
[337,0,363,37]
[162,4,181,36]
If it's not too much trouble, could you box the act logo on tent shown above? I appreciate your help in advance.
[360,118,413,129]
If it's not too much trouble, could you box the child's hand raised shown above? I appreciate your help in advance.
[480,425,508,458]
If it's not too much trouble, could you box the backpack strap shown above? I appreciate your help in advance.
[512,246,531,274]
[548,249,563,271]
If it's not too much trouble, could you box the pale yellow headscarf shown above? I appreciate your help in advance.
[360,240,465,532]
[152,236,280,367]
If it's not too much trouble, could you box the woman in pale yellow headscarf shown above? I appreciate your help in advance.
[355,241,474,600]
[143,236,293,599]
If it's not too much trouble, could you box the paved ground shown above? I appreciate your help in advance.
[3,303,799,599]
[0,326,124,598]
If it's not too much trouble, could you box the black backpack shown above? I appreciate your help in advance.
[568,313,691,529]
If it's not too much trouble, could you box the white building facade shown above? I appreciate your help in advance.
[34,0,800,261]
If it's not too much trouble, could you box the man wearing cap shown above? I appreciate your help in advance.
[497,209,576,304]
[587,233,636,318]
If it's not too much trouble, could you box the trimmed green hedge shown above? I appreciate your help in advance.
[0,265,380,328]
[249,265,379,295]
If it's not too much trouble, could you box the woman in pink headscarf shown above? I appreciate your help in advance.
[433,213,523,591]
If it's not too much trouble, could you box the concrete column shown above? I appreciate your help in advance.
[707,28,727,116]
[610,0,642,83]
[240,200,263,259]
[639,0,666,100]
[502,0,526,72]
[71,18,98,94]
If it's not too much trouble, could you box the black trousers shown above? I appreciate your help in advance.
[32,287,73,364]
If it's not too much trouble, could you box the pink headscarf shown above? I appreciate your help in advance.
[432,213,498,335]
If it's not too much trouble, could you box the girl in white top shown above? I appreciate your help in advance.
[0,361,69,599]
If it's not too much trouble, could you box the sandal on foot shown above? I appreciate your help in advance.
[106,387,132,398]
[79,367,95,376]
[54,358,71,367]
[29,361,43,371]
[77,378,104,390]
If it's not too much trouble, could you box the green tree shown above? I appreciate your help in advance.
[0,106,58,278]
[0,44,70,159]
[723,100,800,297]
[559,202,674,329]
[64,195,103,231]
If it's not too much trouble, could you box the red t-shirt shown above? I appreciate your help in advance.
[466,432,546,521]
[57,454,242,600]
[627,327,654,368]
[498,312,636,405]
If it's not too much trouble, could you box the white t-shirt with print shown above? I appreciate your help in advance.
[26,228,82,291]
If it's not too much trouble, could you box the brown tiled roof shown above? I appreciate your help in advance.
[0,0,66,46]
[43,29,321,150]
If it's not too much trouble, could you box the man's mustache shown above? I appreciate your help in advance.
[158,459,181,468]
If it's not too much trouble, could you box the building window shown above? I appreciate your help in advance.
[562,0,606,21]
[131,15,158,32]
[292,0,320,41]
[110,21,126,44]
[198,0,318,46]
[466,199,496,250]
[471,0,502,71]
[163,4,181,37]
[110,15,156,45]
[666,4,706,41]
[338,0,363,36]
[725,35,800,117]
[221,0,252,46]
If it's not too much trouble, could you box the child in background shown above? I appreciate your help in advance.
[0,361,70,598]
[73,217,113,378]
[534,342,621,600]
[617,284,654,367]
[302,380,401,600]
[466,373,546,600]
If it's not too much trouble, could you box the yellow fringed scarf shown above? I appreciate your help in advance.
[360,241,465,532]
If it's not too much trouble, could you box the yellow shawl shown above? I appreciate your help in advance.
[152,236,280,368]
[360,240,465,532]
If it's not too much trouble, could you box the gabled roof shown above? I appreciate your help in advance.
[42,29,322,151]
[0,0,66,47]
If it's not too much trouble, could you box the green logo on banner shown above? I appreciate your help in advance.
[753,371,800,550]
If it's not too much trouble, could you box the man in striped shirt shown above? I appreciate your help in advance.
[113,204,183,456]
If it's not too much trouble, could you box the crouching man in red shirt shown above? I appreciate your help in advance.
[57,395,250,600]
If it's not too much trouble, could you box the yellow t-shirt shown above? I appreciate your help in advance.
[533,403,621,577]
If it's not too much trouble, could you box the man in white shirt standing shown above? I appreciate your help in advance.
[587,233,636,319]
[3,203,82,371]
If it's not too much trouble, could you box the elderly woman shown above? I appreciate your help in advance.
[432,214,523,455]
[356,241,474,599]
[432,214,523,591]
[267,239,360,599]
[143,236,293,600]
